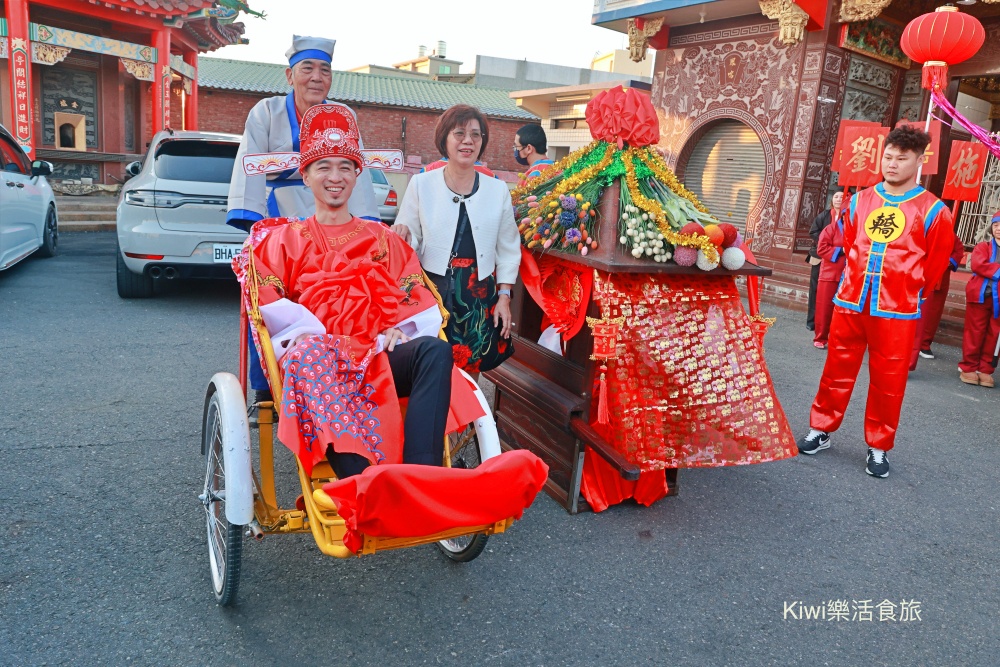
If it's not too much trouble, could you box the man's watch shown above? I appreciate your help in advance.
[498,289,512,297]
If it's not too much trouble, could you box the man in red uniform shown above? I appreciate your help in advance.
[798,126,953,478]
[912,232,965,364]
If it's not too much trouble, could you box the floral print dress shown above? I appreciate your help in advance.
[426,175,514,373]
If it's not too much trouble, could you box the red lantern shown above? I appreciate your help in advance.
[900,6,985,91]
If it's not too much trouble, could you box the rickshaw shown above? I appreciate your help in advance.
[199,246,533,606]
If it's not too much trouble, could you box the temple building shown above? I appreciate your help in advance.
[594,0,1000,342]
[0,0,248,183]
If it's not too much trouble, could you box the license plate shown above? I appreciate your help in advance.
[213,243,243,263]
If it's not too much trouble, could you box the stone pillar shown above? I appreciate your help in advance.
[151,29,171,134]
[5,0,34,157]
[183,49,198,131]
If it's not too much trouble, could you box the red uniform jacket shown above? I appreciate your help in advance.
[834,183,953,319]
[816,216,847,282]
[965,238,1000,318]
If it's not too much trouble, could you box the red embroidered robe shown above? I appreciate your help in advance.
[234,216,483,474]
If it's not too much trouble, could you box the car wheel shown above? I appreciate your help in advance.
[116,242,154,298]
[36,206,58,258]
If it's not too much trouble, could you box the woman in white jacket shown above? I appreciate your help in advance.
[393,105,520,374]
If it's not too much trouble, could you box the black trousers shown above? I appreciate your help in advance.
[806,262,820,328]
[327,336,452,478]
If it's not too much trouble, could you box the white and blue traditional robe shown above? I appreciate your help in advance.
[226,94,380,230]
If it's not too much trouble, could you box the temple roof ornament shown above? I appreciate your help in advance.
[838,0,894,23]
[31,43,72,65]
[626,16,665,62]
[759,0,810,45]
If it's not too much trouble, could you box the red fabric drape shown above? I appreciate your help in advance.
[519,247,593,340]
[322,450,549,553]
[580,455,668,512]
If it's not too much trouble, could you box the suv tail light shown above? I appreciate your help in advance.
[384,189,397,207]
[125,190,184,208]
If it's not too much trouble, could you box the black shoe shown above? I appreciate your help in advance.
[798,430,830,455]
[918,348,935,359]
[806,324,815,332]
[866,448,889,478]
[248,389,274,427]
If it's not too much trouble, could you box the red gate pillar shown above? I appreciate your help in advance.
[5,0,34,158]
[151,29,171,134]
[183,49,198,131]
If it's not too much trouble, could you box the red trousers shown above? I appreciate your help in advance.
[813,280,838,345]
[810,306,917,451]
[918,272,950,350]
[959,300,1000,374]
[908,274,952,370]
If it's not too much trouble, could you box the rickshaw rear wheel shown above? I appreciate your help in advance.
[437,425,489,562]
[202,384,245,606]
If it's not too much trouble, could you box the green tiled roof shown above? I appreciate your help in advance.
[197,57,538,121]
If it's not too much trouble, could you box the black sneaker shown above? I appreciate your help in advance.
[798,430,831,455]
[918,348,934,359]
[866,448,889,478]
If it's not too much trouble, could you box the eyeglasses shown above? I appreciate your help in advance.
[513,144,525,152]
[451,129,484,142]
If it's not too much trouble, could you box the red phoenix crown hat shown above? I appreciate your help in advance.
[298,104,364,172]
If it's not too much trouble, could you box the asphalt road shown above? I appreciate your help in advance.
[1,232,997,667]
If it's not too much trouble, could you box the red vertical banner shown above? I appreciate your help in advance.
[838,126,890,188]
[942,141,989,202]
[895,118,943,176]
[831,120,879,172]
[151,29,171,134]
[6,0,34,157]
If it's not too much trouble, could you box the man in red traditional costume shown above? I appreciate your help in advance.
[798,126,953,478]
[912,232,965,364]
[234,104,483,478]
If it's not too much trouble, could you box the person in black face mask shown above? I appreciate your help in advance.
[514,124,554,186]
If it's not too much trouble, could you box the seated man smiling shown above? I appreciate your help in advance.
[234,104,483,479]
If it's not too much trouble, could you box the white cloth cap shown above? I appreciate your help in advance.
[285,35,336,66]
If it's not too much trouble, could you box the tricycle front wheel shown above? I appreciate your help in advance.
[202,387,244,605]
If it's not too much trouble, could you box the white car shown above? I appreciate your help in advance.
[369,168,399,223]
[116,129,246,298]
[0,124,57,271]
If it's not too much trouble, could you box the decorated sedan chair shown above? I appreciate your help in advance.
[486,85,795,514]
[199,109,547,607]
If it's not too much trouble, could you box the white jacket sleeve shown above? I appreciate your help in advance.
[494,186,521,285]
[395,175,423,251]
[258,299,326,362]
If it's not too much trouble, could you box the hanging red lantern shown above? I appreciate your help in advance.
[900,6,985,91]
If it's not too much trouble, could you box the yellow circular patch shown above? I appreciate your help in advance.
[864,206,907,244]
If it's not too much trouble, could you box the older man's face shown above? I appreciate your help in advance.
[285,59,332,107]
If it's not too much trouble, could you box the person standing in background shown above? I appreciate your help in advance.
[914,232,966,362]
[514,123,555,186]
[958,213,1000,388]
[805,192,845,331]
[812,209,846,349]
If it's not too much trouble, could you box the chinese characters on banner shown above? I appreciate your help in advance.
[10,38,32,153]
[838,126,890,188]
[942,141,989,202]
[830,120,879,172]
[895,119,943,176]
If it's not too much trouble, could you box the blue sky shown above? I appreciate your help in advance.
[212,0,633,71]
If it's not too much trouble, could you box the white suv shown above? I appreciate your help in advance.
[116,130,245,298]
